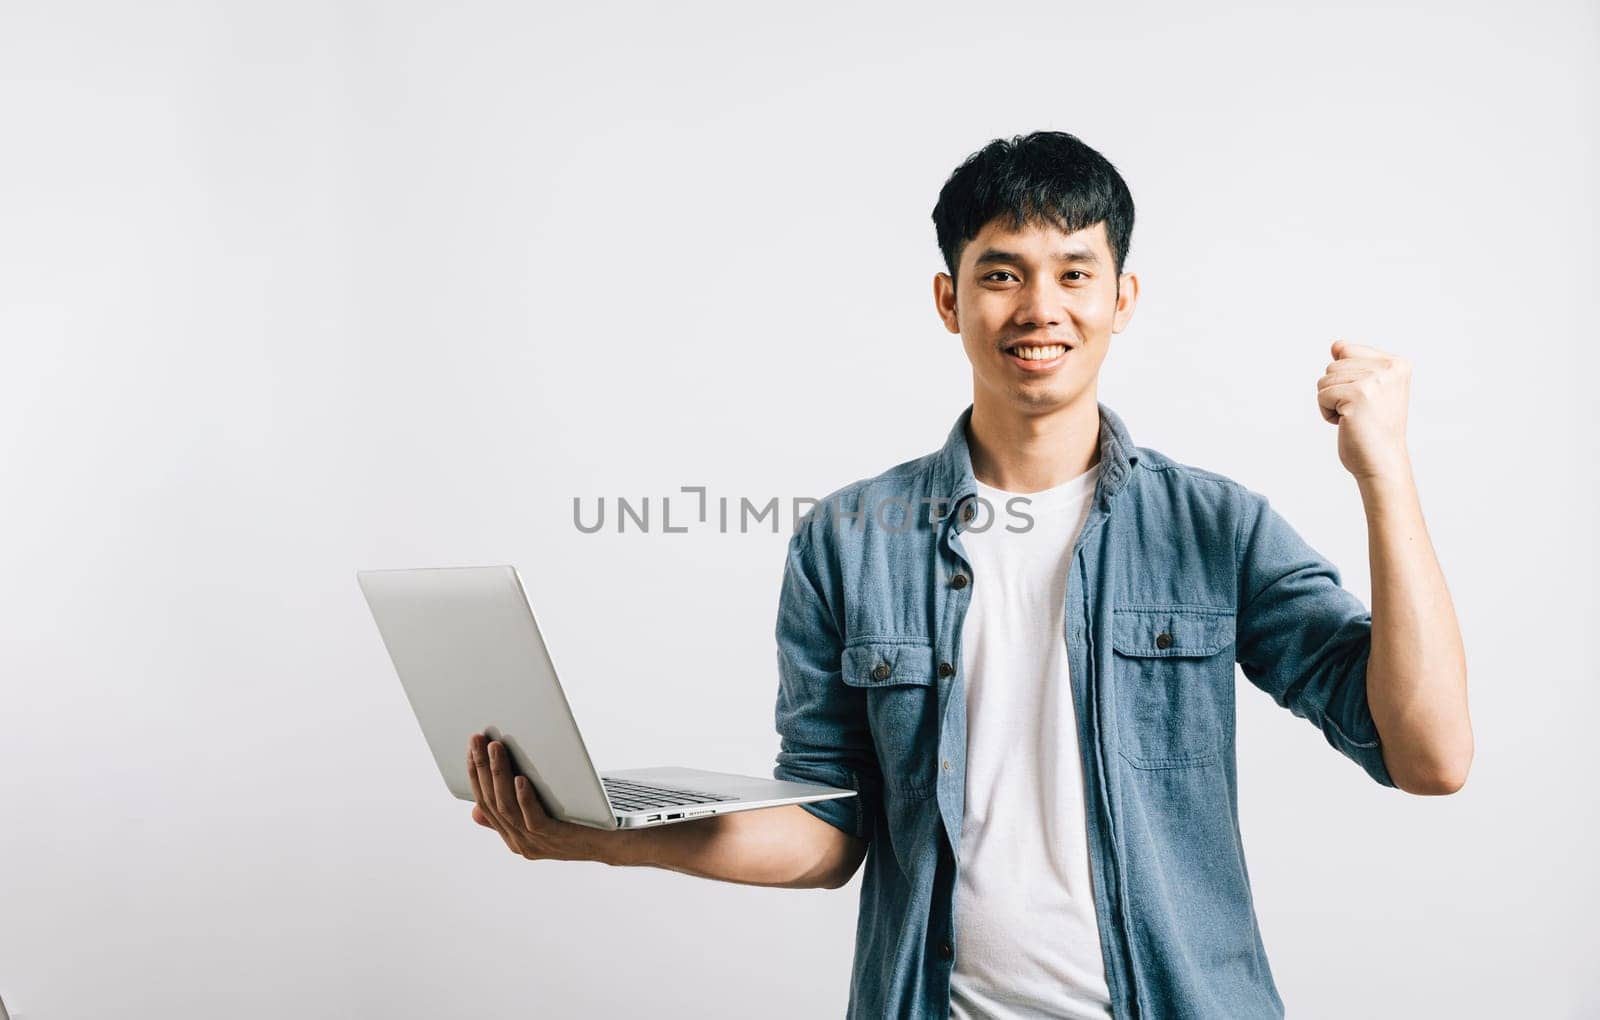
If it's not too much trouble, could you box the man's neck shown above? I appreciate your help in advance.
[967,394,1102,494]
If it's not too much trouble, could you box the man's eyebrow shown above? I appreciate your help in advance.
[972,247,1103,268]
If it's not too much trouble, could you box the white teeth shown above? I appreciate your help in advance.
[1010,344,1068,361]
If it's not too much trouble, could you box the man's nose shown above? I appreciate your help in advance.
[1014,278,1064,327]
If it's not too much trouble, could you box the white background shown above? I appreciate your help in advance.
[2,2,1596,1017]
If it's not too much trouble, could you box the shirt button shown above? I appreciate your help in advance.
[942,758,951,772]
[938,940,953,960]
[871,663,892,681]
[961,503,975,523]
[950,573,968,590]
[938,661,954,678]
[1155,631,1173,650]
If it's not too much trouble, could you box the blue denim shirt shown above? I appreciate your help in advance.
[772,401,1394,1019]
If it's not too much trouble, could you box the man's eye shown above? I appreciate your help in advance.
[982,270,1087,282]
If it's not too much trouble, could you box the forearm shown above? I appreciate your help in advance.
[575,804,864,889]
[1358,459,1473,793]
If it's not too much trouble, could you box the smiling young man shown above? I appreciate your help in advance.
[465,131,1472,1019]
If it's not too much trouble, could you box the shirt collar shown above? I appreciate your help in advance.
[932,400,1140,526]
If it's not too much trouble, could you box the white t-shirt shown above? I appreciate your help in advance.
[948,465,1113,1020]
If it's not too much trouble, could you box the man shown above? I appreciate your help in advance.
[466,131,1473,1018]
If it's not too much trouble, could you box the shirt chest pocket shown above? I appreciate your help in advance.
[1111,606,1235,770]
[841,639,940,799]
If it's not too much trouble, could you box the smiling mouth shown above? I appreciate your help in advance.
[1004,343,1071,361]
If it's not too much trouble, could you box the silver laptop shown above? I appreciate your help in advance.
[356,565,855,829]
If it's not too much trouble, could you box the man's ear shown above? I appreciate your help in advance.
[933,272,961,334]
[1112,271,1139,333]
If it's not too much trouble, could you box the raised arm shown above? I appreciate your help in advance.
[1306,338,1472,793]
[1354,463,1471,794]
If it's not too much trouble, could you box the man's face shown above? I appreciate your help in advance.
[934,217,1138,418]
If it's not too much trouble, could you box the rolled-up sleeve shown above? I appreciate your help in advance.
[1235,489,1395,788]
[772,523,881,840]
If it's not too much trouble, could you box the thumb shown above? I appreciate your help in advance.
[1332,338,1383,360]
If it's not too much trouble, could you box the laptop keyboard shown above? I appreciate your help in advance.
[601,777,738,812]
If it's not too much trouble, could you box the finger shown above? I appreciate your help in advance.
[515,773,551,832]
[472,804,492,828]
[490,741,521,820]
[469,736,505,827]
[467,736,487,808]
[1323,359,1376,376]
[489,743,532,856]
[1318,369,1368,388]
[1317,380,1360,419]
[471,739,522,853]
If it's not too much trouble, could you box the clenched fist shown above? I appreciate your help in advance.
[1316,339,1413,483]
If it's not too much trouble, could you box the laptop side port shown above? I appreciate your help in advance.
[645,814,661,822]
[666,813,684,820]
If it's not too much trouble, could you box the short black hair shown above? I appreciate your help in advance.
[932,131,1135,290]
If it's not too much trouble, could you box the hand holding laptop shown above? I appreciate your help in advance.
[358,565,864,888]
[357,565,854,832]
[467,733,602,862]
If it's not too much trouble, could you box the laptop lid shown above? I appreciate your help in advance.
[357,565,618,829]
